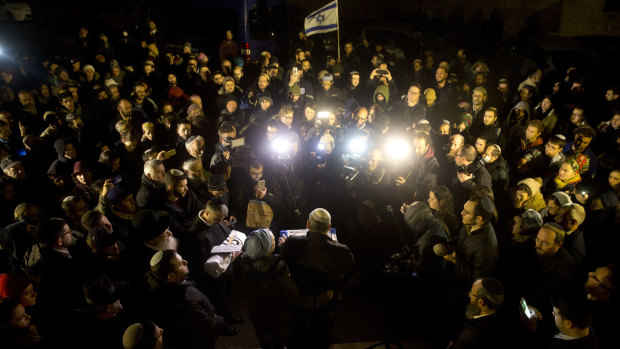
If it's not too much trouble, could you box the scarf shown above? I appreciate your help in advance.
[554,174,582,189]
[521,137,543,151]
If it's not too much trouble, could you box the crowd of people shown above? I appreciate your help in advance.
[0,13,619,349]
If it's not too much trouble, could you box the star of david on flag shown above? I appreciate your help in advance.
[304,1,338,36]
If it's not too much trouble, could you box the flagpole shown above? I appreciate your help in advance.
[336,0,340,61]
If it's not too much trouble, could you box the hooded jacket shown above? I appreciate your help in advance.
[517,177,546,211]
[373,84,390,109]
[504,101,531,146]
[404,202,449,275]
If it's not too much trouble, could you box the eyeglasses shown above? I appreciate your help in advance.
[545,143,559,151]
[534,236,552,247]
[589,272,611,291]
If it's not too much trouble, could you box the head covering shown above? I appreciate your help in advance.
[321,73,334,82]
[83,64,95,73]
[424,88,436,99]
[107,182,132,204]
[72,161,90,176]
[244,229,273,260]
[258,93,273,105]
[54,66,67,76]
[132,209,171,242]
[0,273,33,299]
[0,156,21,171]
[123,320,159,349]
[521,209,543,231]
[223,76,234,85]
[208,175,227,191]
[289,84,301,95]
[75,275,128,311]
[308,208,331,231]
[566,203,586,226]
[109,59,120,69]
[187,103,201,114]
[144,60,154,67]
[551,191,572,206]
[404,201,434,233]
[518,178,542,196]
[183,42,192,49]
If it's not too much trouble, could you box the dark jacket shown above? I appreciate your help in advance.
[455,223,499,288]
[240,254,333,347]
[136,174,167,209]
[280,230,355,300]
[146,281,227,349]
[454,313,506,349]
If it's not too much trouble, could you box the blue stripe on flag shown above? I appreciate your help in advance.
[305,24,338,33]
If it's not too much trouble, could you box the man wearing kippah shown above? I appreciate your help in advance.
[513,222,578,336]
[280,208,354,349]
[444,195,498,291]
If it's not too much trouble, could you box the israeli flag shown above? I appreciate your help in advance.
[304,0,338,36]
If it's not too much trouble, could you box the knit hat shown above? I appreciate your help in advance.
[123,320,159,349]
[518,178,542,196]
[565,203,586,226]
[208,175,227,191]
[187,103,201,115]
[224,94,238,105]
[258,93,273,104]
[520,209,543,231]
[132,209,172,242]
[0,273,33,299]
[223,76,234,85]
[321,73,334,82]
[424,88,436,99]
[83,64,95,73]
[565,154,589,175]
[289,84,301,95]
[109,59,120,69]
[0,156,21,171]
[244,229,273,260]
[551,191,572,206]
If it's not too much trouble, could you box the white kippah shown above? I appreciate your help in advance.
[309,208,331,224]
[150,250,163,267]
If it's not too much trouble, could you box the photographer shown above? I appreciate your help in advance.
[450,144,492,210]
[209,122,236,179]
[395,132,440,203]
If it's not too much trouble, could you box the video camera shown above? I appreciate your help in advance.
[457,156,486,176]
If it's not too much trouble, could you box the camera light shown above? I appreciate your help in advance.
[317,111,330,119]
[348,138,366,154]
[272,138,289,153]
[386,138,411,160]
[317,143,325,151]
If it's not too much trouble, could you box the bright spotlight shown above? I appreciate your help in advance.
[386,138,411,160]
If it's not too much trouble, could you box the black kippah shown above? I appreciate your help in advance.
[480,196,495,214]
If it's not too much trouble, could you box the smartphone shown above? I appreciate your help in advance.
[257,179,266,191]
[520,297,535,319]
[165,149,177,158]
[377,69,388,75]
[292,67,298,75]
[231,137,245,148]
[112,175,123,184]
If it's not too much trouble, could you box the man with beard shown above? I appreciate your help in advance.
[229,160,282,229]
[162,169,202,237]
[584,264,619,349]
[180,198,243,325]
[452,277,506,349]
[393,84,427,130]
[182,158,211,202]
[131,82,158,121]
[514,223,578,330]
[444,195,498,290]
[395,132,439,203]
[109,99,144,141]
